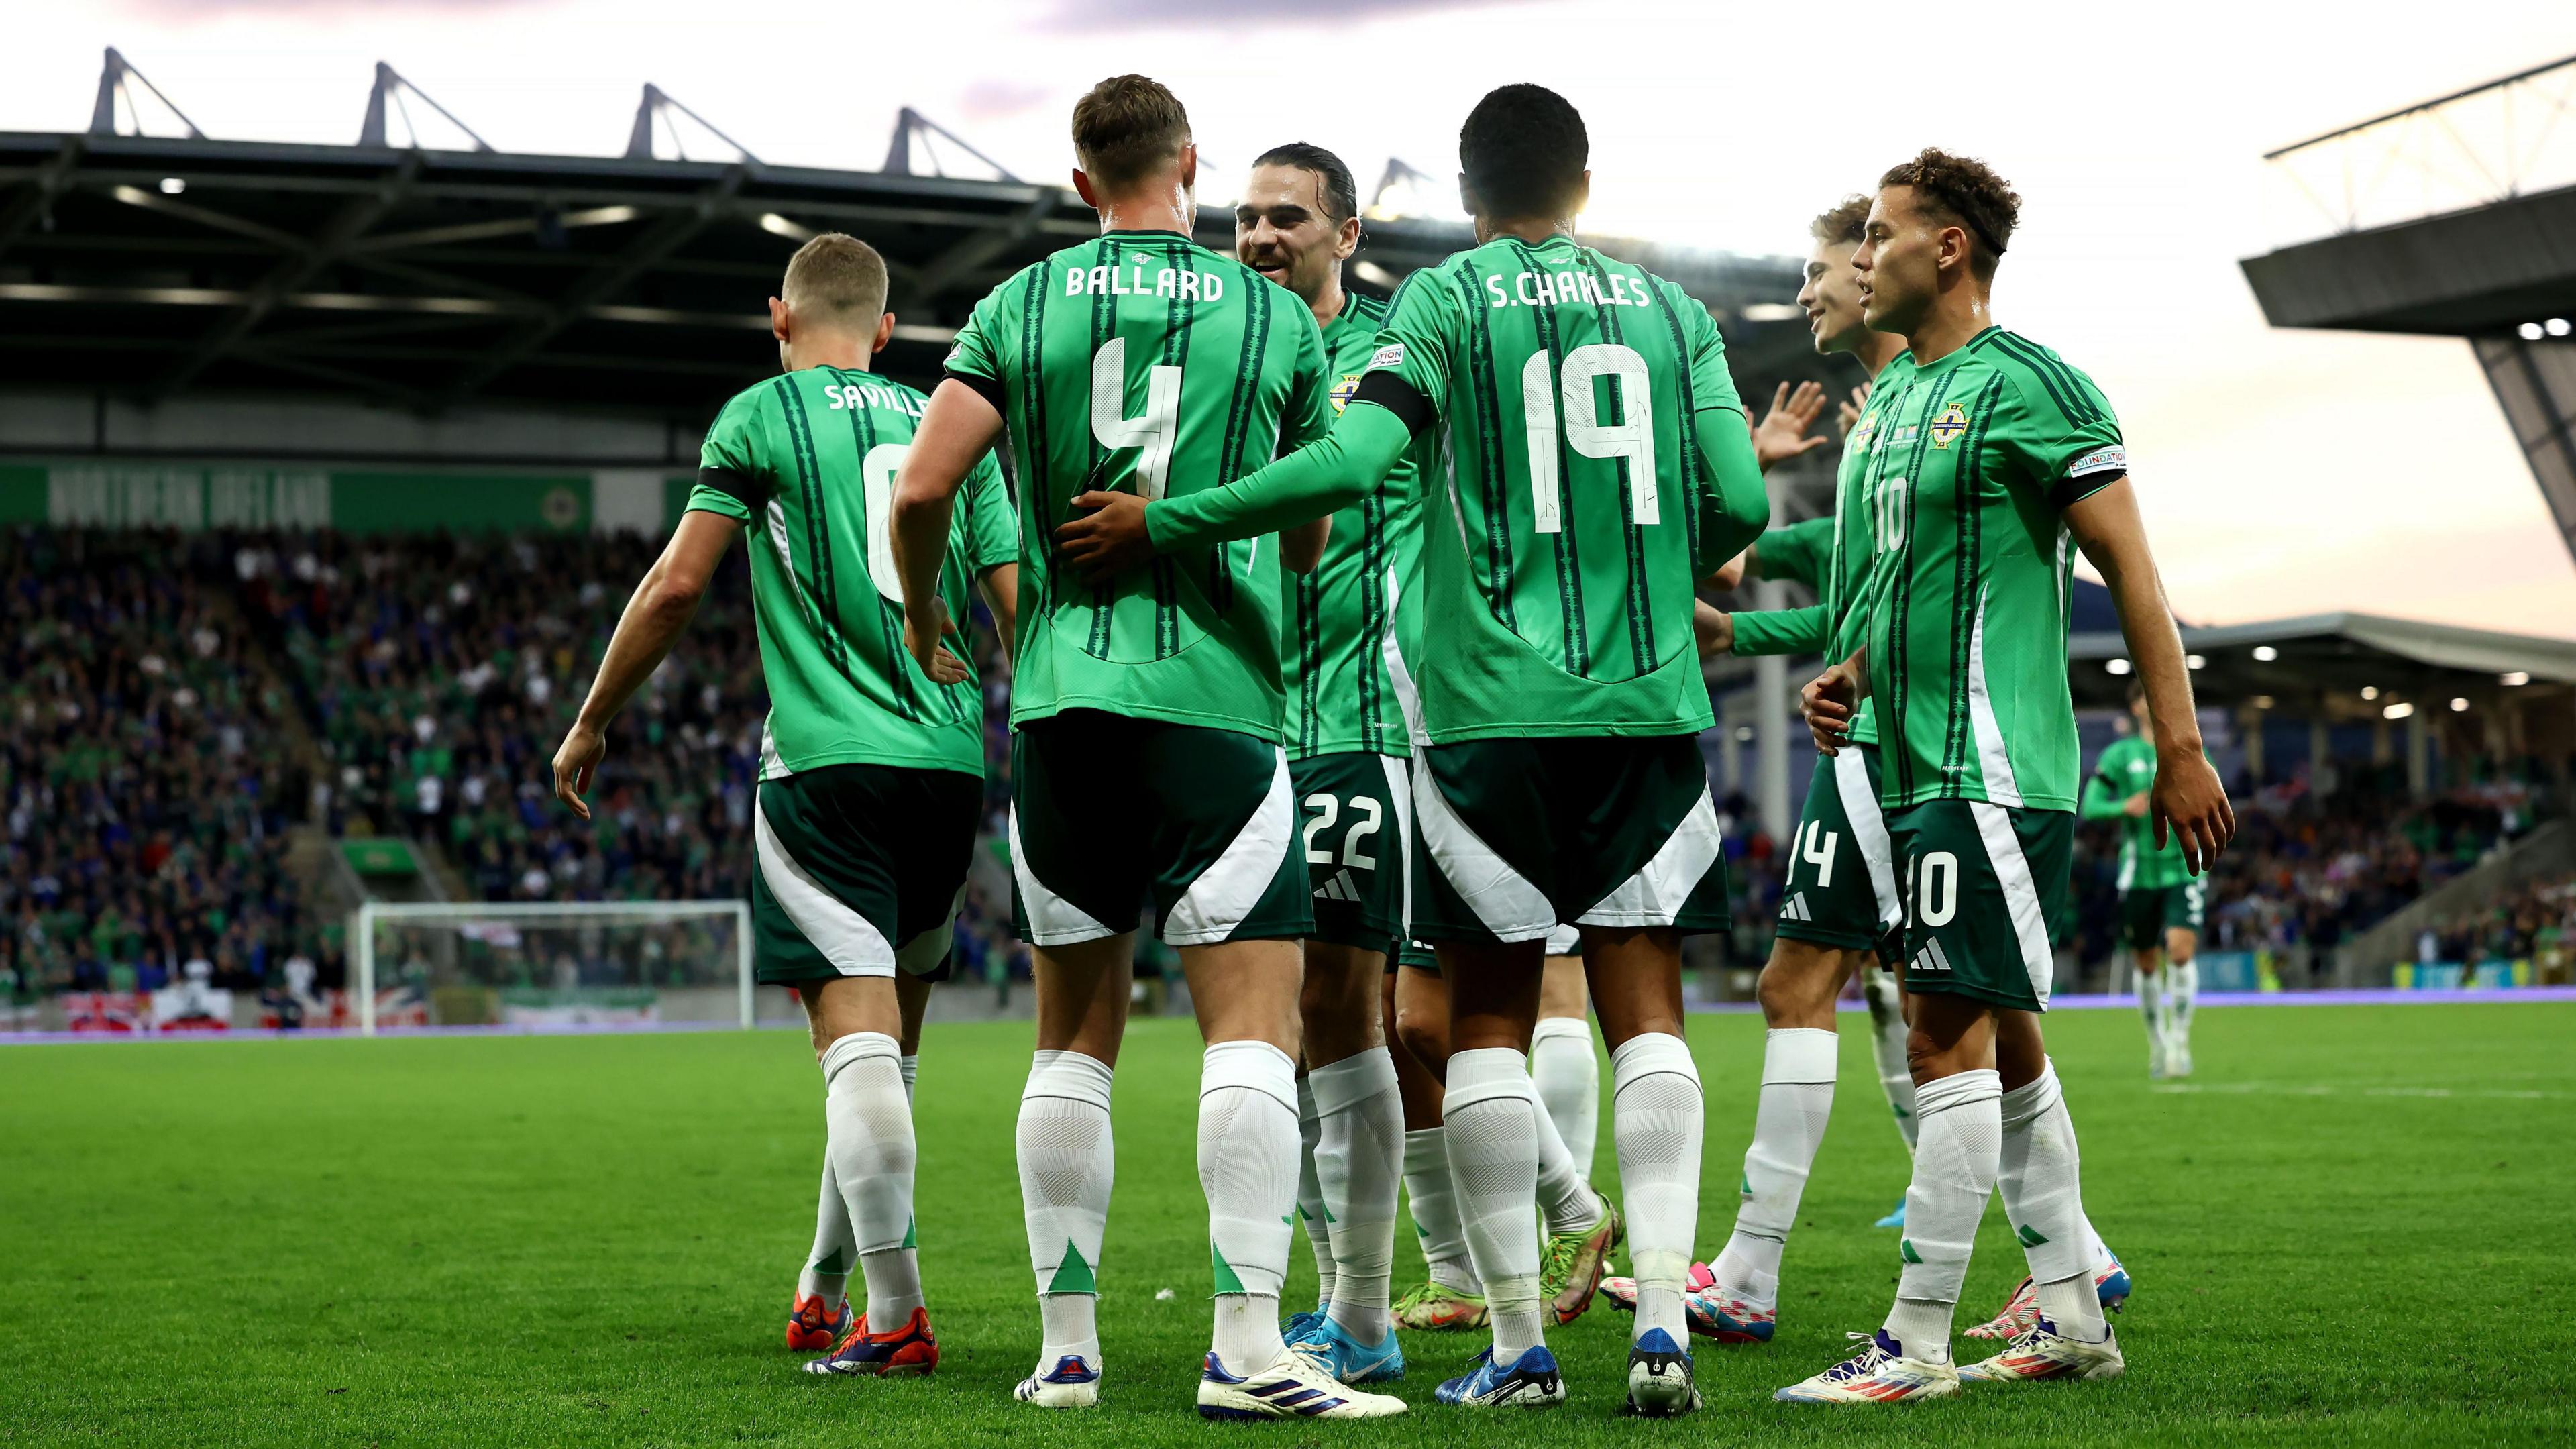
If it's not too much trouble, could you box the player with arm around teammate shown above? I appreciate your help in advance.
[551,233,1018,1379]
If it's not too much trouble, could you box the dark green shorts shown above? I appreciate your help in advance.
[1391,938,1438,976]
[751,763,981,986]
[1010,710,1311,948]
[1775,744,1903,959]
[1413,733,1729,945]
[1293,751,1411,954]
[1886,799,2072,1013]
[2120,879,2206,951]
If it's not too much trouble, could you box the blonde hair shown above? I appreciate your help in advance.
[780,233,888,325]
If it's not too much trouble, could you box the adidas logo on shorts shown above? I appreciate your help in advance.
[1314,869,1364,902]
[1779,892,1812,922]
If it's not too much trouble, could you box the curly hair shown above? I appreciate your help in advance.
[1460,83,1588,221]
[1879,148,2021,278]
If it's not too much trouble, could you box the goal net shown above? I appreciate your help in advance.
[351,901,753,1034]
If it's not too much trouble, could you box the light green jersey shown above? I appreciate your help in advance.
[692,366,1016,780]
[1727,356,1919,747]
[1854,328,2125,811]
[1287,291,1421,759]
[945,231,1335,741]
[1360,233,1752,742]
[2082,735,2199,887]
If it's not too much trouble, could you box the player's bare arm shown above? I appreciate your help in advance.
[1752,380,1830,470]
[2066,476,2235,871]
[553,509,739,820]
[890,379,999,684]
[979,561,1021,667]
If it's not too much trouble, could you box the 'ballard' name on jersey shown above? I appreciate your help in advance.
[1063,253,1234,301]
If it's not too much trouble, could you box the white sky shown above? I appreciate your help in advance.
[10,0,2576,635]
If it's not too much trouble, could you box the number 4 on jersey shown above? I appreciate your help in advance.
[1091,339,1181,500]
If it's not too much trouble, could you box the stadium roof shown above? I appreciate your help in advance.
[0,126,1817,423]
[2067,611,2576,712]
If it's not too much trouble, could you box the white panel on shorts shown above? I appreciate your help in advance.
[1970,800,2054,1007]
[1164,748,1297,946]
[892,886,966,977]
[1010,804,1116,947]
[1543,923,1582,957]
[1379,752,1416,935]
[1833,748,1904,931]
[1415,755,1556,941]
[755,792,896,977]
[1577,786,1722,928]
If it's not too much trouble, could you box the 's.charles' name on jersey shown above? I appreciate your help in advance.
[1480,266,1655,310]
[1063,256,1231,301]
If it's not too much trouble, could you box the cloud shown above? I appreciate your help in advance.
[958,78,1055,123]
[111,0,526,15]
[1040,0,1526,32]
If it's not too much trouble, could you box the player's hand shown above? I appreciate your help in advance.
[1837,382,1872,439]
[2123,792,2150,819]
[902,599,971,685]
[1055,490,1155,585]
[1801,657,1862,755]
[1694,602,1735,657]
[551,722,605,821]
[2151,751,2235,875]
[1752,380,1830,470]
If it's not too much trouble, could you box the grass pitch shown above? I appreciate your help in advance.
[5,1002,2571,1447]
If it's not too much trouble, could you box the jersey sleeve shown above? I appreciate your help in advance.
[1356,270,1461,433]
[1278,306,1337,454]
[1729,603,1827,657]
[1684,294,1748,419]
[2000,354,2126,509]
[690,388,770,521]
[942,274,1018,413]
[1754,517,1833,590]
[961,450,1018,573]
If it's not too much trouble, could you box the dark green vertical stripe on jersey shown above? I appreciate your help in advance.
[1016,264,1053,622]
[1646,279,1704,570]
[772,376,851,682]
[1454,260,1517,630]
[1583,252,1655,679]
[1344,290,1392,754]
[1152,241,1195,659]
[1883,368,1955,803]
[836,369,916,716]
[1083,239,1118,659]
[1986,333,2101,428]
[1513,240,1590,677]
[1213,268,1272,618]
[1937,375,2007,787]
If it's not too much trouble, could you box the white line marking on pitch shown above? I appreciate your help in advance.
[2150,1081,2569,1101]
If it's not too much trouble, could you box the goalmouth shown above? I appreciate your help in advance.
[351,901,755,1036]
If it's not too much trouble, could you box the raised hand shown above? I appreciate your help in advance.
[1752,380,1831,470]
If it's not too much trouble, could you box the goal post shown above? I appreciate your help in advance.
[352,900,755,1036]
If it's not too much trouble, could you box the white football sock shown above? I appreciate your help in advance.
[1884,1068,2003,1366]
[797,1153,854,1309]
[1999,1060,2107,1342]
[1200,1040,1299,1369]
[1444,1047,1546,1360]
[1294,1075,1336,1307]
[1309,1048,1402,1343]
[900,1053,918,1105]
[1533,1077,1604,1238]
[1713,1027,1836,1307]
[1529,1016,1599,1183]
[1610,1032,1704,1347]
[2136,967,2167,1062]
[820,1031,921,1326]
[2165,958,2198,1052]
[1861,967,1919,1150]
[1018,1049,1114,1373]
[1403,1127,1480,1293]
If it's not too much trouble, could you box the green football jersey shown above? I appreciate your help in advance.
[1854,328,2125,811]
[691,366,1017,780]
[1286,291,1421,759]
[945,231,1334,741]
[1756,515,1832,589]
[1360,233,1752,742]
[2083,735,2198,887]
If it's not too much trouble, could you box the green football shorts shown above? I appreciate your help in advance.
[1010,710,1311,948]
[1293,751,1412,954]
[1886,799,2073,1013]
[2119,879,2206,951]
[1774,743,1904,960]
[1412,733,1729,946]
[751,763,980,985]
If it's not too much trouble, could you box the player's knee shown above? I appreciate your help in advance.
[1756,943,1840,1026]
[1394,1004,1449,1073]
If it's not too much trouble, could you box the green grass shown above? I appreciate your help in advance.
[5,1004,2571,1446]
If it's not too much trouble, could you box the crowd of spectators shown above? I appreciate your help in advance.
[2418,871,2575,971]
[2,529,311,1001]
